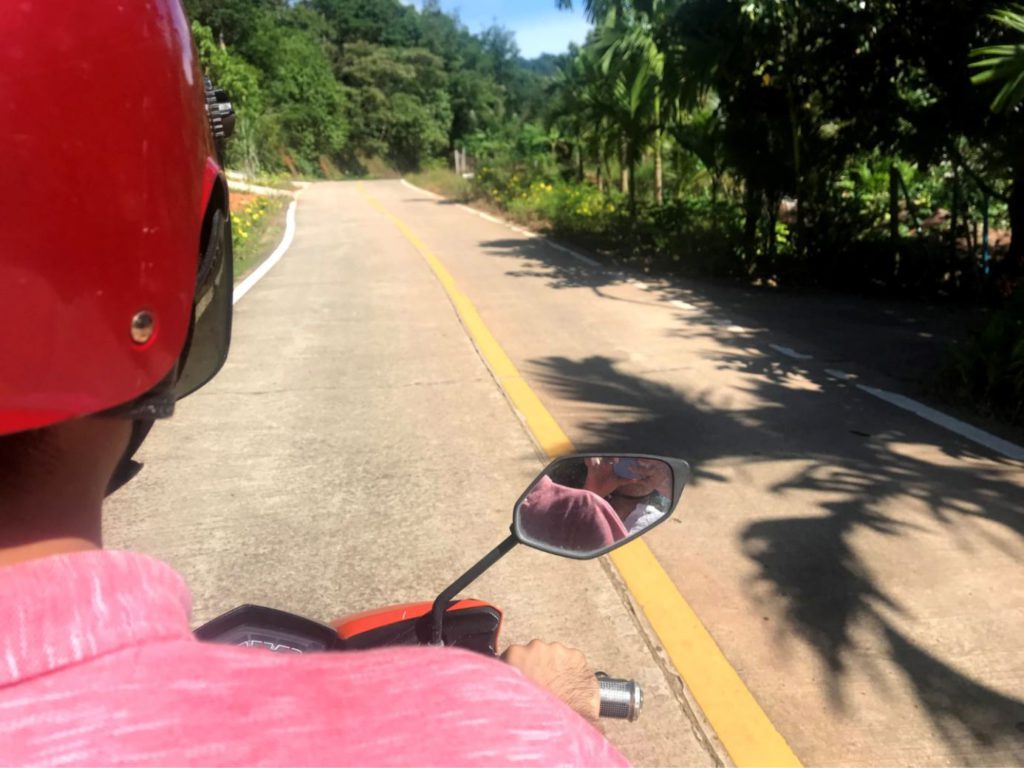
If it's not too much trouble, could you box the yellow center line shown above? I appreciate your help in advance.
[358,183,802,768]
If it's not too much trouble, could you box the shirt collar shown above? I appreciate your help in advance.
[0,550,193,686]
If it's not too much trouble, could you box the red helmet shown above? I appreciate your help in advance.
[0,0,232,437]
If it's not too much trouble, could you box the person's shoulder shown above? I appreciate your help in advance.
[167,643,626,765]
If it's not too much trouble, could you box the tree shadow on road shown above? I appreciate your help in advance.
[479,234,980,390]
[526,352,1024,764]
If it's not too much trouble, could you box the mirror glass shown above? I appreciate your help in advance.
[513,455,685,559]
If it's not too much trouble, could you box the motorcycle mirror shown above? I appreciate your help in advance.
[513,454,689,559]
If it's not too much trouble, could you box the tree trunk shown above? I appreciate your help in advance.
[1009,162,1024,279]
[890,165,901,278]
[766,193,780,269]
[620,136,629,195]
[654,128,664,205]
[577,142,584,183]
[950,163,960,264]
[627,147,637,219]
[743,181,760,266]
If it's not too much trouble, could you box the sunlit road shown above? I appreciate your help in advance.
[109,180,1024,767]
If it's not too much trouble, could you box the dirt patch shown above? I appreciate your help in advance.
[229,191,257,213]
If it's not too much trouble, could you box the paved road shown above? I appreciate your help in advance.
[104,182,717,766]
[108,180,1024,766]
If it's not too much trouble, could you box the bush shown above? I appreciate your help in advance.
[940,290,1024,426]
[405,168,473,200]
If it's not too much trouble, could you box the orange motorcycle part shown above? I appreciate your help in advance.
[332,600,504,655]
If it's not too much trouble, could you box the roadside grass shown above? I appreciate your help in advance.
[230,192,289,282]
[405,168,474,202]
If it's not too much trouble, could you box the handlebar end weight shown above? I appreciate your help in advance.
[596,673,643,722]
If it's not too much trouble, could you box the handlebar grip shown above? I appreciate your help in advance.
[596,673,643,721]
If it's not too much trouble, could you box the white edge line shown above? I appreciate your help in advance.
[826,369,856,381]
[547,241,601,268]
[770,344,814,361]
[570,252,602,268]
[400,178,441,198]
[232,199,297,305]
[857,384,1024,460]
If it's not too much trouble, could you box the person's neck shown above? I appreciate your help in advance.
[0,537,98,567]
[0,496,102,567]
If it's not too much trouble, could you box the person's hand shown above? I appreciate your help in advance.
[582,457,625,498]
[618,458,672,499]
[502,639,600,723]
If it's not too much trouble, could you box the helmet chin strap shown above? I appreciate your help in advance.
[105,419,155,496]
[99,366,178,496]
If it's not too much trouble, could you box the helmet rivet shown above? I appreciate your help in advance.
[130,311,155,344]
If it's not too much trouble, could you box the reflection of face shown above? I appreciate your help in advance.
[613,459,671,499]
[615,478,658,497]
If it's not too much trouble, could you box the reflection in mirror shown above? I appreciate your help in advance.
[514,455,684,559]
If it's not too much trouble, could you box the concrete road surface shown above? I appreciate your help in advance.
[104,183,718,766]
[108,180,1024,766]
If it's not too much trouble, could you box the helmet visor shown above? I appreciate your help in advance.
[175,206,233,398]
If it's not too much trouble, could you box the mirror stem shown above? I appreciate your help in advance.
[430,533,518,646]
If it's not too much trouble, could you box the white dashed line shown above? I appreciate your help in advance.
[770,344,814,361]
[857,385,1024,460]
[826,369,856,381]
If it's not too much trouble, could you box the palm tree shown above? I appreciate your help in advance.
[559,0,702,206]
[592,12,666,204]
[548,43,618,188]
[971,4,1024,113]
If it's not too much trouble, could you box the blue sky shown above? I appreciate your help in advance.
[402,1,592,59]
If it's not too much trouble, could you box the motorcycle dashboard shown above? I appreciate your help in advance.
[194,605,339,653]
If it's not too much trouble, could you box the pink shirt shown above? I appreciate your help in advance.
[519,477,627,552]
[0,551,626,766]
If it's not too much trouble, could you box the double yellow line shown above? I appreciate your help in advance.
[358,184,801,768]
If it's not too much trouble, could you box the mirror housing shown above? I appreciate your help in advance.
[513,454,689,560]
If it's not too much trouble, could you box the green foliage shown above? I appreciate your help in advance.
[261,26,347,168]
[231,195,288,277]
[340,42,452,172]
[405,168,474,201]
[192,21,272,175]
[307,0,421,48]
[189,3,346,174]
[187,0,547,175]
[972,5,1024,113]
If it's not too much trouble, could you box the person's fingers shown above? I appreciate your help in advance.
[502,640,600,723]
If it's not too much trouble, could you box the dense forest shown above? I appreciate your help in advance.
[187,0,552,175]
[188,0,1024,426]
